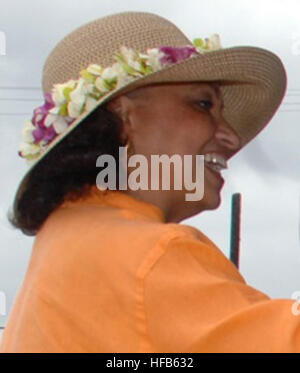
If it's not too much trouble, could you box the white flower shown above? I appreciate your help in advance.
[102,66,118,81]
[68,101,84,118]
[117,46,145,76]
[111,63,127,85]
[85,96,99,112]
[87,64,103,76]
[120,46,137,67]
[44,113,57,127]
[94,64,119,93]
[19,141,40,156]
[69,79,88,102]
[110,62,136,89]
[22,120,35,143]
[67,78,91,118]
[52,116,69,134]
[206,34,222,50]
[142,48,164,72]
[51,84,65,106]
[95,76,110,93]
[48,106,60,115]
[52,79,76,107]
[85,82,96,95]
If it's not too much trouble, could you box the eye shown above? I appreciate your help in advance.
[195,99,213,111]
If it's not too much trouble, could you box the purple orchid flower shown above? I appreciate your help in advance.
[43,125,57,142]
[31,92,58,144]
[158,46,198,65]
[32,124,56,144]
[32,92,56,130]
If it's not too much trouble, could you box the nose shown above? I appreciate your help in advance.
[215,115,242,151]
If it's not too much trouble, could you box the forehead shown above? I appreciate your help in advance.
[143,81,221,96]
[125,81,222,104]
[179,82,221,96]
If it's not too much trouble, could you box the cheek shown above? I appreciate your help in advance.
[132,109,180,153]
[175,115,216,154]
[132,105,215,155]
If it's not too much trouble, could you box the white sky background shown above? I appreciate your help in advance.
[0,0,300,332]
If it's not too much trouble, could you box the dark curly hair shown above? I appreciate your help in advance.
[8,103,125,236]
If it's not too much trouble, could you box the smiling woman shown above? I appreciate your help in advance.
[104,81,239,222]
[2,11,300,353]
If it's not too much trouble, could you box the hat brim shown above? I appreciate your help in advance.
[13,45,287,213]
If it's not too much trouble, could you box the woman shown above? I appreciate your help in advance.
[0,11,298,353]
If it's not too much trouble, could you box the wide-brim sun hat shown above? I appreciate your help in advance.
[13,10,287,212]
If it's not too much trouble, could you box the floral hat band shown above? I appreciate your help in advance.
[19,35,222,164]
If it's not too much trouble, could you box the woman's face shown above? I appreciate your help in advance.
[107,81,242,221]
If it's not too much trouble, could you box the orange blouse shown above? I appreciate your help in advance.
[1,185,300,352]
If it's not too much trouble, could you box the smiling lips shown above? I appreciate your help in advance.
[204,152,227,172]
[203,152,227,184]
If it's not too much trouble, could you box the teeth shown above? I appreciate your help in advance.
[204,153,228,171]
[207,163,223,172]
[204,154,212,162]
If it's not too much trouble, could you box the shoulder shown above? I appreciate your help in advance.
[32,200,242,295]
[137,223,245,286]
[31,201,183,282]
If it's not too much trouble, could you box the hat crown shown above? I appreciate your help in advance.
[42,11,191,94]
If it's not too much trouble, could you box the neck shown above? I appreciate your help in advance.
[121,189,197,223]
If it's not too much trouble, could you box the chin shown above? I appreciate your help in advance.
[200,193,222,211]
[184,196,221,221]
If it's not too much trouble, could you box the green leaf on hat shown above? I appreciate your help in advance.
[59,102,68,116]
[80,69,96,83]
[193,38,208,49]
[114,53,139,76]
[138,57,153,75]
[63,86,74,101]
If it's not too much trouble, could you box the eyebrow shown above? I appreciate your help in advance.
[191,84,225,109]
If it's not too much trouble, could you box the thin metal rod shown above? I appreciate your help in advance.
[230,193,241,269]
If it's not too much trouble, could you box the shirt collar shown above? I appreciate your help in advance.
[61,185,166,223]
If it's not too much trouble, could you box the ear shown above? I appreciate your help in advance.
[106,95,124,118]
[106,94,134,144]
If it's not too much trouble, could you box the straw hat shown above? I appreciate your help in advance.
[13,10,287,210]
